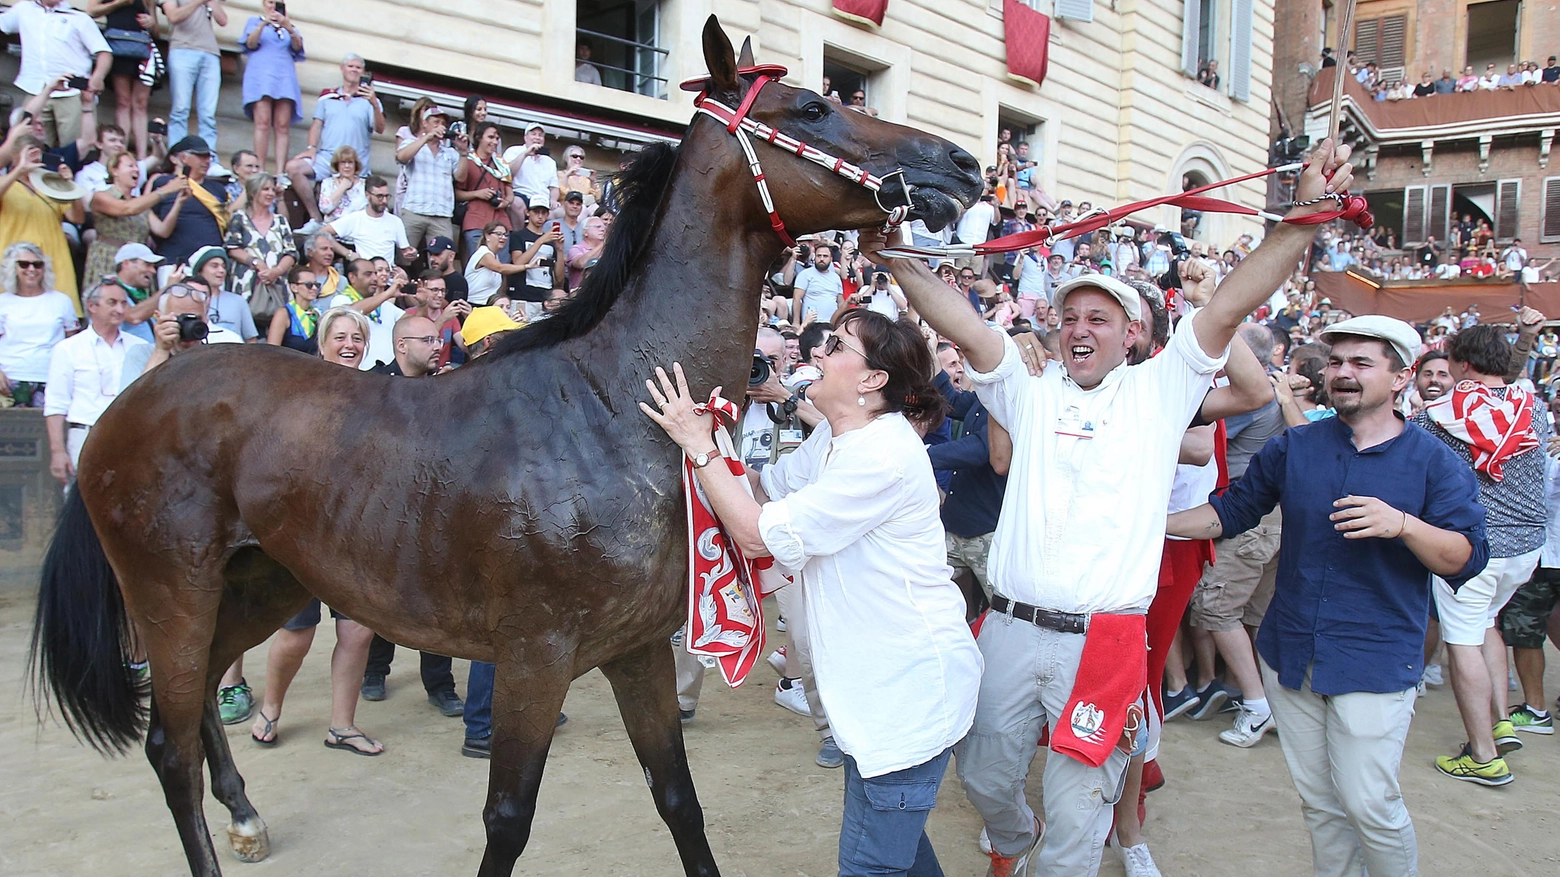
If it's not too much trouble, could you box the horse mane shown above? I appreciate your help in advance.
[485,142,680,356]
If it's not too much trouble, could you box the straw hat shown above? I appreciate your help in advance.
[28,168,89,201]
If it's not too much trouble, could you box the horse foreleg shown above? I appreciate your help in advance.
[199,696,268,863]
[145,691,224,877]
[475,655,574,877]
[599,640,722,877]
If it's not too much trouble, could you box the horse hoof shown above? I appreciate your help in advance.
[227,818,270,863]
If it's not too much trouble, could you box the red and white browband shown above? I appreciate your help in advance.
[682,66,911,247]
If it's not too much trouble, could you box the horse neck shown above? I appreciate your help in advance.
[596,137,778,376]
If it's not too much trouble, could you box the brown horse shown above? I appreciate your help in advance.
[30,18,981,877]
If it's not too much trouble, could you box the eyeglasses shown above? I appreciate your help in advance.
[403,335,439,345]
[822,333,879,369]
[17,260,43,269]
[163,283,210,302]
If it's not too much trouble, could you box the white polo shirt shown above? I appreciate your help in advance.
[0,1,109,97]
[44,325,145,426]
[758,414,982,778]
[328,209,409,263]
[968,311,1226,613]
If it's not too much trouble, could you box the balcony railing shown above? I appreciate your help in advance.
[576,27,669,100]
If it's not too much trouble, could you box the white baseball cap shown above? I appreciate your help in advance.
[114,242,164,265]
[1321,315,1422,369]
[1051,273,1143,323]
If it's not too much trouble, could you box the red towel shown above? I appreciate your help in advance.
[1049,613,1148,768]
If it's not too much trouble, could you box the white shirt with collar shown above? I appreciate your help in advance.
[967,311,1227,613]
[758,413,982,778]
[44,324,145,426]
[0,0,110,97]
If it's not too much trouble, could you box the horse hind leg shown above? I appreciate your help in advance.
[202,547,315,864]
[599,639,722,877]
[476,649,577,877]
[144,682,226,877]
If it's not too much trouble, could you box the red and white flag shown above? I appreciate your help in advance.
[1423,380,1539,481]
[683,394,790,687]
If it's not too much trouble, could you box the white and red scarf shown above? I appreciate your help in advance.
[1423,380,1539,481]
[683,394,789,687]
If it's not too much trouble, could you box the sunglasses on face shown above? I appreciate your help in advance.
[17,260,43,269]
[293,280,322,289]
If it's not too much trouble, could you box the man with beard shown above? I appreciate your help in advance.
[1169,315,1487,877]
[1413,350,1453,411]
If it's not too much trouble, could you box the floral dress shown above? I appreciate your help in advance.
[223,209,298,309]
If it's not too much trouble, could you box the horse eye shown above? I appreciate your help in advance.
[801,101,829,122]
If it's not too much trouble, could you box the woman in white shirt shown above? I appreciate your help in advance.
[0,243,79,407]
[463,222,534,307]
[643,309,981,877]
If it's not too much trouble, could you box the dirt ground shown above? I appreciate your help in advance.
[2,588,1558,877]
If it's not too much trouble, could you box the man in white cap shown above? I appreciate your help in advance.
[504,121,559,216]
[111,242,165,343]
[1169,313,1488,877]
[863,140,1360,877]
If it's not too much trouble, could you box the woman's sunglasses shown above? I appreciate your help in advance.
[17,260,44,269]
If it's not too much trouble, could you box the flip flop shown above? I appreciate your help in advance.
[250,710,278,747]
[324,727,383,757]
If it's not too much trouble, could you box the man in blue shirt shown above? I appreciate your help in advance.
[1169,314,1487,877]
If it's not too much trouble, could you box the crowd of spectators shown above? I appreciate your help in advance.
[1341,50,1560,103]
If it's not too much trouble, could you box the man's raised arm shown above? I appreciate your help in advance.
[859,230,1003,373]
[1195,139,1355,358]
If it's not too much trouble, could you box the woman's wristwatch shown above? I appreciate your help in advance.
[689,447,720,469]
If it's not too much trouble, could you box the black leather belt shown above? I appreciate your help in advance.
[990,594,1089,634]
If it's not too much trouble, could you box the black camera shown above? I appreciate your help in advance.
[447,120,466,141]
[488,193,503,207]
[175,313,208,342]
[148,119,167,135]
[750,352,772,387]
[1156,231,1191,290]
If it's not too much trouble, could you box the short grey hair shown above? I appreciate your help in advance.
[341,53,364,64]
[81,280,108,307]
[310,231,338,253]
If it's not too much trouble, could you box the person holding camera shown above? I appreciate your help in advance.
[455,121,513,260]
[396,99,461,250]
[285,54,383,226]
[783,242,845,325]
[123,278,242,378]
[1,0,110,149]
[464,223,534,308]
[507,198,564,318]
[147,135,228,276]
[503,121,558,217]
[240,0,304,174]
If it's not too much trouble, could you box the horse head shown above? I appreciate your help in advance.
[692,17,983,239]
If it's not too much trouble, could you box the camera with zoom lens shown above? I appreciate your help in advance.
[175,314,208,342]
[1156,230,1191,291]
[488,193,503,207]
[750,352,772,387]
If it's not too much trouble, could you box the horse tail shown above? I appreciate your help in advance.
[29,488,147,755]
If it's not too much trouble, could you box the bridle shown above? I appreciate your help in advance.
[682,65,913,247]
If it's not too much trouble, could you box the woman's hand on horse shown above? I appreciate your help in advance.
[640,362,716,454]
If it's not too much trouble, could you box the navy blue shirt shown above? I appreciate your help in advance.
[928,371,1006,538]
[150,175,229,267]
[1210,415,1488,695]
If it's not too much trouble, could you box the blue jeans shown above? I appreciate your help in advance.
[463,660,494,740]
[839,747,950,877]
[167,49,220,149]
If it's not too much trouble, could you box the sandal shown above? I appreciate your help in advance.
[324,726,383,757]
[250,710,279,747]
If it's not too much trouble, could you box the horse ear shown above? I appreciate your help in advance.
[701,16,740,95]
[737,36,755,69]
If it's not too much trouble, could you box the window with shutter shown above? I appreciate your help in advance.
[1354,18,1379,64]
[1402,185,1427,244]
[1495,179,1520,242]
[1055,0,1093,22]
[1428,184,1450,242]
[1181,0,1202,77]
[1230,0,1252,101]
[1379,16,1406,68]
[1542,177,1560,244]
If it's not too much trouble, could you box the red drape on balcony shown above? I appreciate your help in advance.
[832,0,889,27]
[1003,0,1051,87]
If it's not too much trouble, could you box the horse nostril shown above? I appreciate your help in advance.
[948,147,981,177]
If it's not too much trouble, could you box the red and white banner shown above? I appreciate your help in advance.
[683,394,790,687]
[833,0,889,27]
[1003,0,1052,87]
[1423,380,1540,482]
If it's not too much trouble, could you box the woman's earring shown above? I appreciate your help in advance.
[857,395,866,407]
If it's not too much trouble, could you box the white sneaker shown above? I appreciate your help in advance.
[774,678,809,716]
[776,616,787,632]
[767,647,787,676]
[1422,663,1444,687]
[978,826,992,854]
[1218,706,1275,748]
[1118,842,1163,877]
[1416,679,1427,698]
